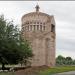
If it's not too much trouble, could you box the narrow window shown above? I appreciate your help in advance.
[40,22,42,24]
[26,21,29,24]
[43,26,45,30]
[37,22,39,24]
[37,25,39,30]
[51,24,55,32]
[40,25,42,31]
[34,25,36,31]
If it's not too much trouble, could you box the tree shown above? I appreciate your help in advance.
[56,55,75,66]
[0,15,33,70]
[65,57,72,65]
[73,60,75,65]
[56,55,65,65]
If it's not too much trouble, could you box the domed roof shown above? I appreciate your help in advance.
[21,5,51,20]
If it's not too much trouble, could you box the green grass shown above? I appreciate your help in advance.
[0,72,15,75]
[39,66,75,75]
[1,66,75,75]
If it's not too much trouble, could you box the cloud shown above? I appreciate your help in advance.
[0,1,75,58]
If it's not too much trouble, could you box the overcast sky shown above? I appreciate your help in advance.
[0,1,75,59]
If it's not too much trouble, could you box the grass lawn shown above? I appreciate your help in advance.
[1,66,75,75]
[39,66,75,75]
[0,72,15,75]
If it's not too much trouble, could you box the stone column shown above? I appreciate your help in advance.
[29,25,30,31]
[30,25,32,31]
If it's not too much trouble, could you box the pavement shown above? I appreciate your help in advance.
[54,71,75,75]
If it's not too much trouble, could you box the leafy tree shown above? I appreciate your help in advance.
[0,15,33,70]
[56,55,65,65]
[73,60,75,65]
[65,57,72,65]
[56,55,75,66]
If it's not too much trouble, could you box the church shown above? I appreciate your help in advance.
[21,5,56,67]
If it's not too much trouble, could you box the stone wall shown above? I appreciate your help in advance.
[21,11,56,67]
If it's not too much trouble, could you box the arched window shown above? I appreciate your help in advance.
[37,25,39,30]
[34,25,36,31]
[40,22,42,24]
[26,21,29,24]
[37,22,39,24]
[40,25,42,31]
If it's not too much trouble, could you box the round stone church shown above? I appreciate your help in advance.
[21,5,56,67]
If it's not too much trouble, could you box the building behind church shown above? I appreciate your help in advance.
[21,5,56,67]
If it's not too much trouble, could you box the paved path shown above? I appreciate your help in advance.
[54,71,75,75]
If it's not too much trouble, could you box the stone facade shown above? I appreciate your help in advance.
[21,5,56,67]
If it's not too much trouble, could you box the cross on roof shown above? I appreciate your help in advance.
[35,4,40,12]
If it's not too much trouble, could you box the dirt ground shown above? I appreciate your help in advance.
[15,66,49,75]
